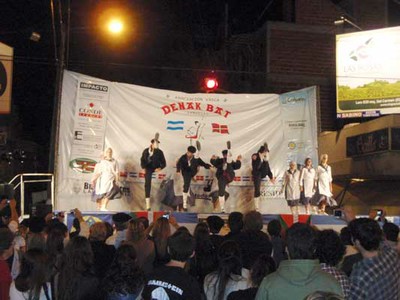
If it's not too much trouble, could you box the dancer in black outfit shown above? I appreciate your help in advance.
[251,144,275,211]
[210,150,242,212]
[176,146,211,211]
[140,139,166,210]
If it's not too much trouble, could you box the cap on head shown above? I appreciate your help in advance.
[151,139,160,144]
[222,150,228,155]
[187,146,197,154]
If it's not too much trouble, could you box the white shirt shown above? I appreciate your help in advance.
[300,167,316,198]
[92,158,119,194]
[9,281,51,300]
[316,164,332,197]
[283,169,301,200]
[204,268,252,300]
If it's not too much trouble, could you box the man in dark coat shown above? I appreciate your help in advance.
[140,139,166,210]
[210,150,241,212]
[251,144,275,211]
[176,146,211,211]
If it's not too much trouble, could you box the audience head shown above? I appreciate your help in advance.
[63,236,94,273]
[89,222,108,242]
[167,231,195,262]
[315,230,345,267]
[194,222,210,242]
[215,240,242,300]
[112,213,132,231]
[228,212,243,234]
[0,227,14,259]
[244,211,263,231]
[137,216,149,229]
[207,216,224,234]
[383,222,399,242]
[152,216,171,240]
[126,218,146,242]
[29,216,46,234]
[348,218,382,252]
[176,226,190,234]
[339,226,353,246]
[46,221,68,260]
[286,223,317,260]
[152,217,172,257]
[58,236,94,300]
[104,222,114,240]
[103,244,145,297]
[15,249,51,297]
[267,219,282,237]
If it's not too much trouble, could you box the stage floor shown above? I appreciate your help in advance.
[66,210,366,234]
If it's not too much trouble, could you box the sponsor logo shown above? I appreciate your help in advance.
[78,102,103,119]
[79,82,109,92]
[166,120,184,130]
[288,142,296,150]
[212,123,229,134]
[69,158,97,173]
[349,37,372,61]
[282,96,306,104]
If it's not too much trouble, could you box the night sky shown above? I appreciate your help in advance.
[0,1,280,154]
[1,0,399,171]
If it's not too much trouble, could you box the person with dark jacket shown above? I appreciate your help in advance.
[224,212,243,241]
[210,150,242,212]
[234,211,273,269]
[251,144,275,211]
[267,219,287,267]
[140,138,166,211]
[176,146,211,211]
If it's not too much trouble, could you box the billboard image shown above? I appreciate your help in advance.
[336,26,400,118]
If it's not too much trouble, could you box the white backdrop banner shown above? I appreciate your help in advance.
[57,70,318,213]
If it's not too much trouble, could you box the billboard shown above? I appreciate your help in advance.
[336,26,400,118]
[0,42,13,114]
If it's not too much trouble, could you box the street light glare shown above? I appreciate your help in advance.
[108,19,124,34]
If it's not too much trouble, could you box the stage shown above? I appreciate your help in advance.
[64,210,400,234]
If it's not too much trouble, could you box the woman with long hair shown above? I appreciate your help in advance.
[10,249,52,300]
[124,219,155,275]
[57,236,99,300]
[45,221,68,273]
[102,244,145,300]
[227,254,276,300]
[189,222,218,287]
[151,217,171,267]
[203,240,251,300]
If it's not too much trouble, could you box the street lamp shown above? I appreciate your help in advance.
[107,19,124,35]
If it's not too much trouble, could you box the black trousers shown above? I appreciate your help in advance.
[217,177,227,197]
[144,169,154,198]
[182,172,192,193]
[253,175,262,197]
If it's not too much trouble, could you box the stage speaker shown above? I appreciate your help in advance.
[0,183,14,199]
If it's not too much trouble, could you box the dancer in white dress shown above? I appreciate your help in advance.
[314,154,336,215]
[299,158,316,215]
[91,148,120,211]
[281,161,301,217]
